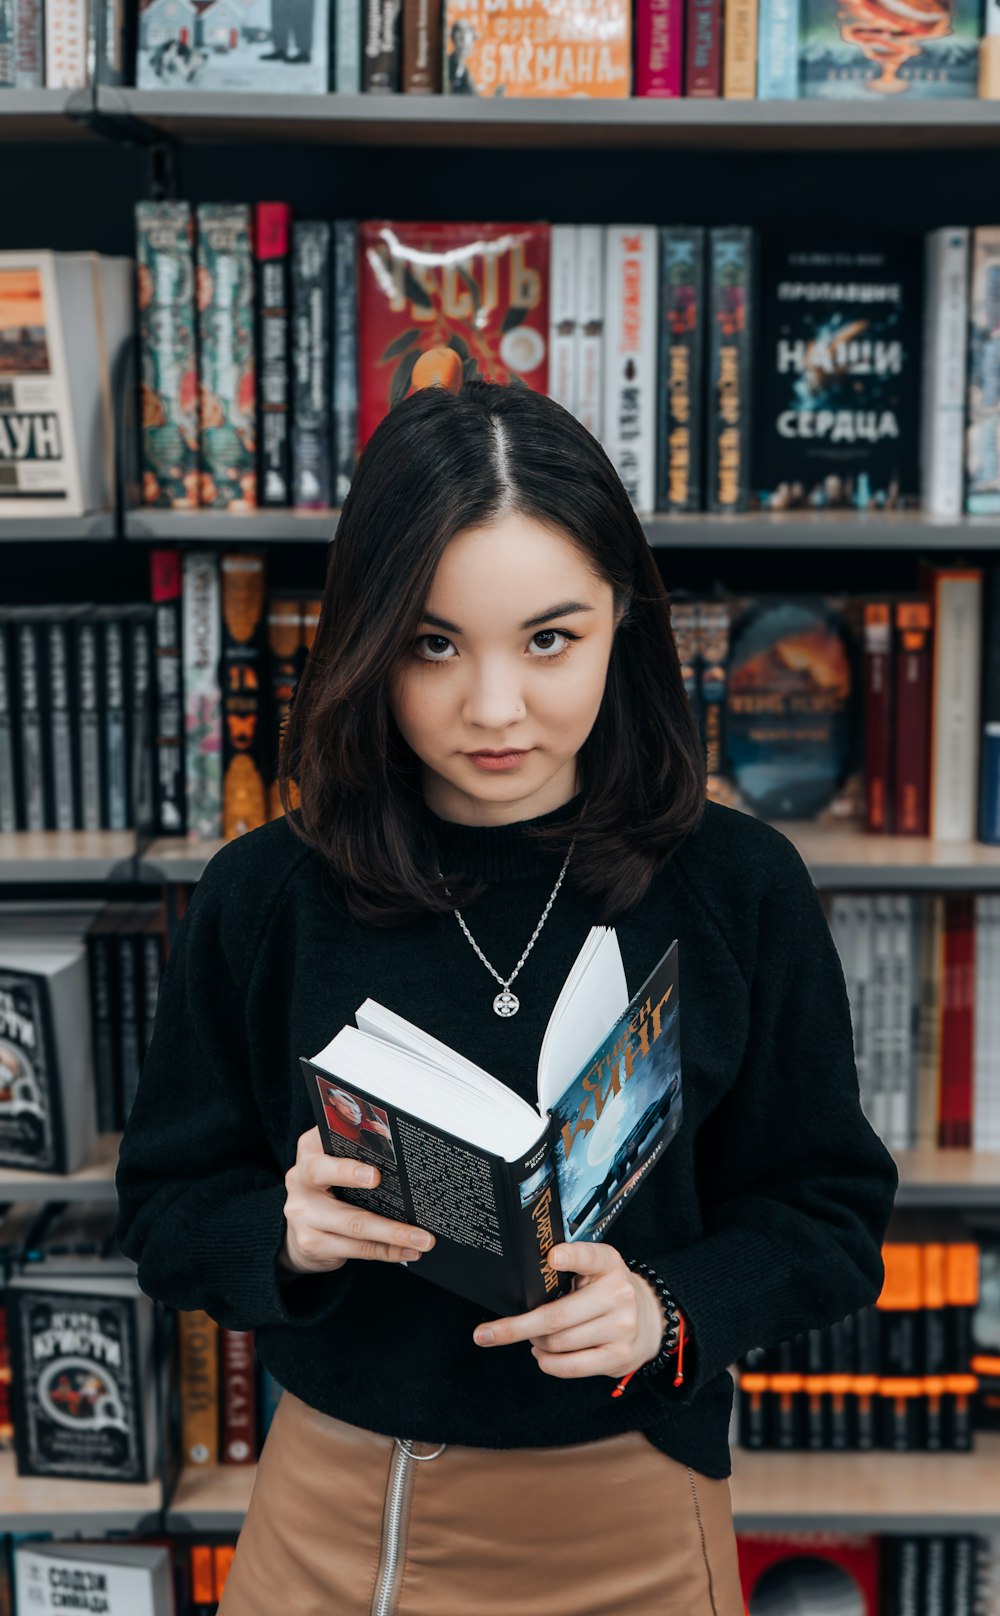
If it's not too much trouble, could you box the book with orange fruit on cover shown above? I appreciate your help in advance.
[357,221,550,451]
[442,0,631,96]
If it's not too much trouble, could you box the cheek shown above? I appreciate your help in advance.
[390,668,448,742]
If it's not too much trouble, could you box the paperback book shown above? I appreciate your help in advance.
[302,928,681,1315]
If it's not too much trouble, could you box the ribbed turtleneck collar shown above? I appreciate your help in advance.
[422,792,585,882]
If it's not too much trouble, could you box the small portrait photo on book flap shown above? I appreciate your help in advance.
[316,1078,398,1167]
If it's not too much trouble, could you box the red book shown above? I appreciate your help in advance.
[357,221,550,452]
[220,1328,257,1464]
[635,0,684,94]
[863,602,892,834]
[892,600,933,837]
[684,0,722,94]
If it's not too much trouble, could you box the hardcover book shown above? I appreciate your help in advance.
[302,928,681,1315]
[292,220,332,509]
[0,941,95,1173]
[357,220,550,452]
[136,203,200,511]
[706,226,755,513]
[442,0,631,95]
[965,227,1000,515]
[220,552,268,838]
[15,1543,173,1616]
[196,204,257,512]
[657,225,706,513]
[255,202,292,509]
[799,0,979,97]
[603,225,658,514]
[137,0,330,92]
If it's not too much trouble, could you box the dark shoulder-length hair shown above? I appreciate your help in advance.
[280,379,706,926]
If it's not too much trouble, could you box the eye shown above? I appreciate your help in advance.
[529,629,579,659]
[414,634,457,662]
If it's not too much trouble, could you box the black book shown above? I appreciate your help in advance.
[0,938,96,1172]
[73,606,104,832]
[44,607,89,831]
[90,607,128,832]
[149,552,185,837]
[303,929,682,1316]
[363,0,402,89]
[124,605,156,838]
[657,226,706,514]
[8,608,48,830]
[256,203,293,508]
[706,226,756,515]
[117,908,142,1127]
[0,613,17,833]
[292,221,333,511]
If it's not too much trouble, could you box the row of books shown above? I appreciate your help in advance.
[736,1238,993,1452]
[825,892,1000,1153]
[11,0,999,101]
[738,1532,1000,1616]
[177,1308,281,1468]
[129,206,1000,521]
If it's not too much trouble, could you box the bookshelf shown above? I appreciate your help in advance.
[0,1450,162,1533]
[0,830,139,883]
[0,515,116,542]
[0,1133,121,1203]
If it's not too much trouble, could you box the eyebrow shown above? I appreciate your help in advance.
[419,601,595,634]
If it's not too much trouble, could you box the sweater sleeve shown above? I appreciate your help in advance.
[114,840,353,1332]
[640,831,899,1406]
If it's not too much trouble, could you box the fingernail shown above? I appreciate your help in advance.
[474,1327,495,1346]
[355,1165,376,1185]
[548,1249,562,1267]
[410,1232,432,1250]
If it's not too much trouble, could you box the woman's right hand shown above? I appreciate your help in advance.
[278,1127,436,1276]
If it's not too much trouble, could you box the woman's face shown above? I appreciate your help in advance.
[389,512,618,826]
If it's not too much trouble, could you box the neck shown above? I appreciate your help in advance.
[418,760,580,828]
[422,790,585,883]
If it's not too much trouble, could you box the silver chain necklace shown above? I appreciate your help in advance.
[441,836,577,1018]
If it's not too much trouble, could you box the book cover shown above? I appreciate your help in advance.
[0,255,86,517]
[982,0,1000,94]
[921,227,969,519]
[736,1533,881,1614]
[657,226,706,513]
[754,238,920,512]
[292,220,332,510]
[150,549,186,835]
[442,0,631,95]
[402,0,441,87]
[182,550,223,840]
[44,0,87,85]
[363,0,400,87]
[125,605,156,839]
[0,0,13,83]
[196,204,256,512]
[635,0,683,94]
[706,226,755,514]
[117,914,142,1125]
[220,552,268,838]
[603,225,658,514]
[179,1308,219,1466]
[723,0,757,94]
[966,227,1000,515]
[757,0,799,96]
[333,218,358,507]
[0,951,93,1173]
[92,608,128,833]
[799,0,979,97]
[357,220,550,452]
[302,934,681,1315]
[44,610,83,833]
[135,202,200,511]
[15,0,43,84]
[137,0,330,91]
[15,1542,173,1616]
[255,202,292,509]
[685,0,722,90]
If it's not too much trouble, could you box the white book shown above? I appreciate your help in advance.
[16,1542,173,1616]
[336,0,361,90]
[576,224,604,440]
[929,569,983,842]
[602,225,658,514]
[548,225,579,418]
[0,939,95,1173]
[182,551,222,839]
[920,228,969,519]
[43,0,87,85]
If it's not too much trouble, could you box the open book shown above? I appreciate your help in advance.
[300,930,681,1315]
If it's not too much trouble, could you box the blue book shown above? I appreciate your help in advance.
[757,0,800,98]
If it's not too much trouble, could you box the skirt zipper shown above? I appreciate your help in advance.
[370,1438,447,1616]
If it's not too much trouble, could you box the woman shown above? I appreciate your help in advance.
[115,379,899,1615]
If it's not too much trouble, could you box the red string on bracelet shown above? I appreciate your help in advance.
[611,1310,688,1398]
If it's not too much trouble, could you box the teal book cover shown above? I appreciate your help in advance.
[799,0,980,98]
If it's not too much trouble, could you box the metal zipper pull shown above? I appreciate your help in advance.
[370,1438,447,1616]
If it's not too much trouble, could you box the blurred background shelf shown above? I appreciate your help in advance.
[125,509,337,542]
[0,831,139,883]
[166,1463,256,1533]
[0,514,116,541]
[0,89,99,141]
[0,1134,121,1203]
[0,1450,162,1532]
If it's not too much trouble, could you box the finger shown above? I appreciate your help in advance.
[296,1231,418,1266]
[304,1154,382,1192]
[323,1204,435,1253]
[531,1345,628,1380]
[530,1317,627,1354]
[474,1286,606,1347]
[546,1241,619,1279]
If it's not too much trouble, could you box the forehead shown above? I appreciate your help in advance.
[426,516,604,615]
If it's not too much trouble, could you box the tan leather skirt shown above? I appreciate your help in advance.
[218,1389,746,1616]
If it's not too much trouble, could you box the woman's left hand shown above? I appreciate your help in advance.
[472,1242,665,1381]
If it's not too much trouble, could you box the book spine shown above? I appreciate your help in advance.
[635,0,683,94]
[978,566,1000,845]
[603,225,658,515]
[549,226,579,415]
[150,549,186,835]
[333,220,359,507]
[118,926,141,1124]
[0,618,16,833]
[657,226,705,513]
[950,1534,978,1616]
[266,598,301,821]
[723,0,757,95]
[44,0,87,85]
[135,201,199,510]
[255,202,293,509]
[179,1310,220,1467]
[182,551,223,840]
[292,221,333,510]
[363,0,401,88]
[74,613,103,830]
[335,0,362,90]
[889,892,912,1148]
[927,568,983,842]
[863,602,892,834]
[45,615,77,832]
[87,928,119,1133]
[892,600,932,836]
[14,0,43,85]
[140,923,162,1063]
[698,600,729,796]
[576,225,604,440]
[756,0,798,98]
[0,0,14,84]
[127,610,155,836]
[921,228,970,520]
[220,1328,257,1464]
[14,618,46,831]
[220,553,268,838]
[685,0,722,92]
[196,204,257,512]
[981,0,1000,96]
[706,226,755,513]
[403,0,441,89]
[504,1117,573,1314]
[100,614,128,832]
[965,227,1000,514]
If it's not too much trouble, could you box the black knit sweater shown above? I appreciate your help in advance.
[114,794,899,1480]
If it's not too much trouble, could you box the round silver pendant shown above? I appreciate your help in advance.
[493,989,520,1018]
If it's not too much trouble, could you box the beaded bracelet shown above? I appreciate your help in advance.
[626,1258,683,1375]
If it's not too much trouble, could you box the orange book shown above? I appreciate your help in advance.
[442,0,632,96]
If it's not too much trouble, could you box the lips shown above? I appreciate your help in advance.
[467,750,528,758]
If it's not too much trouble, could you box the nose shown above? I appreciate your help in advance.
[460,658,526,734]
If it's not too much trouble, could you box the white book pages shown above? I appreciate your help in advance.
[536,926,627,1114]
